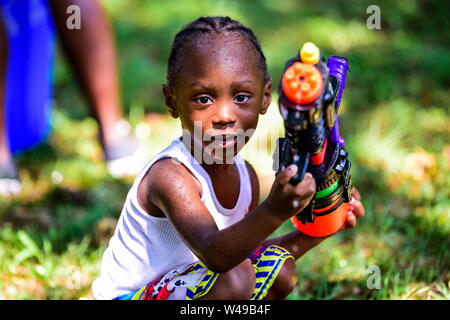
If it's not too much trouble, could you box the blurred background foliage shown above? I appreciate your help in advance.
[0,0,449,299]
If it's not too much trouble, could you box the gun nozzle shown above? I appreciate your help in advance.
[281,62,323,104]
[300,42,320,64]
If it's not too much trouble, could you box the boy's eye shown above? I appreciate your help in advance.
[194,96,213,104]
[234,94,251,103]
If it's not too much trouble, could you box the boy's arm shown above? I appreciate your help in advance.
[245,162,323,259]
[146,158,315,273]
[262,189,365,260]
[245,162,365,261]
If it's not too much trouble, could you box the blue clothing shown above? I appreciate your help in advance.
[1,0,55,153]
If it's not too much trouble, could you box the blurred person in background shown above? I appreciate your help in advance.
[0,0,147,195]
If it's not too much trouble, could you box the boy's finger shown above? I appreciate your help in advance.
[294,172,316,199]
[345,212,357,228]
[352,187,361,201]
[276,164,298,187]
[288,173,315,212]
[350,199,365,219]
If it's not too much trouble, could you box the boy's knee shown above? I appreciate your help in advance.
[213,260,256,300]
[226,260,256,299]
[267,258,298,300]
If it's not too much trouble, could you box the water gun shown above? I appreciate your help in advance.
[273,42,352,237]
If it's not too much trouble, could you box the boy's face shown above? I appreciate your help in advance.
[163,33,272,163]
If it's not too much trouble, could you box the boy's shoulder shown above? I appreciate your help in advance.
[150,156,203,195]
[137,157,203,217]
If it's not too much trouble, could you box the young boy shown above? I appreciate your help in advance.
[92,16,365,300]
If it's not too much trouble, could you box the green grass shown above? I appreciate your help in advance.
[0,0,449,299]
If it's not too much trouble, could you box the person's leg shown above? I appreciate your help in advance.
[120,246,296,301]
[48,0,148,177]
[247,244,297,300]
[198,260,256,300]
[0,10,21,195]
[264,256,298,300]
[47,0,123,148]
[201,245,297,300]
[115,260,255,301]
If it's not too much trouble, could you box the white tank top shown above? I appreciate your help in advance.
[92,138,252,299]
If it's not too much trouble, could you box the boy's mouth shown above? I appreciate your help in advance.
[209,134,238,149]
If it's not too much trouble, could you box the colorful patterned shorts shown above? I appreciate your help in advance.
[113,245,294,300]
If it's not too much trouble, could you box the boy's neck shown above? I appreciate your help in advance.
[180,135,237,176]
[201,161,235,177]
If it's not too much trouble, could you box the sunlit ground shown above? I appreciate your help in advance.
[0,0,448,299]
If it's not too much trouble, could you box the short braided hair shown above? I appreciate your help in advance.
[167,16,270,87]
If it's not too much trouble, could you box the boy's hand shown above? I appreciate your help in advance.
[264,164,316,220]
[342,187,365,229]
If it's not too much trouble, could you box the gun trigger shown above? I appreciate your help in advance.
[273,138,292,175]
[297,202,315,225]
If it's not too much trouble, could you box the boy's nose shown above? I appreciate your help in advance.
[212,104,236,129]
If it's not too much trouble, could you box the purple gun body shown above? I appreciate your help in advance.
[327,56,348,148]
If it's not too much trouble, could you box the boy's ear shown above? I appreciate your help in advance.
[260,79,272,115]
[162,83,178,118]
